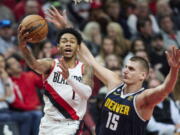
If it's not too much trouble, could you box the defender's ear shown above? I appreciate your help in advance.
[140,72,146,81]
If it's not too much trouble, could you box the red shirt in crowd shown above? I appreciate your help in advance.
[10,71,43,111]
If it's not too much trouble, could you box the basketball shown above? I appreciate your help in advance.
[20,15,48,43]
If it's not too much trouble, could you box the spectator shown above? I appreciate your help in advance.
[149,33,170,76]
[95,37,116,66]
[124,38,145,66]
[147,78,180,135]
[5,55,43,135]
[104,0,131,38]
[0,1,15,22]
[169,0,180,30]
[82,21,102,56]
[127,1,160,36]
[159,15,180,49]
[107,22,131,57]
[14,0,44,22]
[136,17,154,54]
[0,53,32,135]
[0,19,18,58]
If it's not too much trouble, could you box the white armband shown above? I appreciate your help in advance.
[67,76,92,99]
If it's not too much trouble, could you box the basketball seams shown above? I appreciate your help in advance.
[21,15,48,43]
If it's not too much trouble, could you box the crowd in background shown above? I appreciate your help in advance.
[0,0,180,135]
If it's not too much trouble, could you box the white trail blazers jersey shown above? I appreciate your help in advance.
[43,59,88,121]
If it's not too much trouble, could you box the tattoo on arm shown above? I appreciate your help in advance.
[82,64,93,87]
[21,46,37,68]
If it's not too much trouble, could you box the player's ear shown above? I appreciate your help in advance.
[140,72,146,81]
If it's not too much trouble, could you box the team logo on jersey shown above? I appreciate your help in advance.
[127,96,134,101]
[104,98,130,115]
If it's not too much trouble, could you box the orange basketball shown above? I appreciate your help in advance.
[20,15,48,43]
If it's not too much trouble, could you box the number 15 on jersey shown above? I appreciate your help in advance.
[106,112,120,131]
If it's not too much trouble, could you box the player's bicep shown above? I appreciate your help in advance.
[82,64,93,88]
[137,85,168,108]
[33,58,53,75]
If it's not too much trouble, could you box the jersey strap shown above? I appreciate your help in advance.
[44,81,79,120]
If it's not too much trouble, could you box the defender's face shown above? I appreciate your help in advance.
[122,60,145,84]
[58,33,79,58]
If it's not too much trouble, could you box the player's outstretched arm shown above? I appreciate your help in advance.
[18,25,53,75]
[136,46,180,120]
[78,43,122,90]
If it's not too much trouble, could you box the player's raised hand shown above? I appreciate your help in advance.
[59,57,69,79]
[45,5,68,29]
[165,46,180,69]
[18,25,32,46]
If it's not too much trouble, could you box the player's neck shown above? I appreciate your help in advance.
[64,57,77,68]
[124,83,142,94]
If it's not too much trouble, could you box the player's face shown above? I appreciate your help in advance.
[122,60,145,85]
[58,33,79,59]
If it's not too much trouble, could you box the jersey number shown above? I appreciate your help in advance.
[106,112,120,131]
[72,91,75,100]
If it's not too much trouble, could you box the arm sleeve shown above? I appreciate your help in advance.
[67,76,92,99]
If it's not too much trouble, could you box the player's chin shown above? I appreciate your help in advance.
[63,55,73,59]
[122,78,130,84]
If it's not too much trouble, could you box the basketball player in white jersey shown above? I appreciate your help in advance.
[18,27,93,135]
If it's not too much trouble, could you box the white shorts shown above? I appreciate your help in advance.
[39,116,83,135]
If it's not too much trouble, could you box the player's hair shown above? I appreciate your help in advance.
[130,56,150,74]
[57,28,82,45]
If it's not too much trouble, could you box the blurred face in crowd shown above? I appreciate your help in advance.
[152,38,164,51]
[106,2,120,19]
[137,2,149,18]
[105,54,119,69]
[25,0,39,15]
[135,50,149,62]
[58,33,79,59]
[122,60,146,85]
[133,40,145,52]
[0,27,13,40]
[102,38,114,55]
[107,26,116,39]
[156,1,172,16]
[160,16,173,33]
[42,41,52,54]
[141,21,153,36]
[6,57,22,76]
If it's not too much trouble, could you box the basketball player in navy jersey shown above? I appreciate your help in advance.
[41,6,180,135]
[79,44,180,135]
[18,26,93,135]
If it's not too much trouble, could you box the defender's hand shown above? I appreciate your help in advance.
[45,5,68,29]
[59,57,69,79]
[165,46,180,69]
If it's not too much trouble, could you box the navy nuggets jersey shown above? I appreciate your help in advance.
[97,83,149,135]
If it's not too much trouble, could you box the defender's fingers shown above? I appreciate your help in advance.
[51,5,60,15]
[47,8,56,16]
